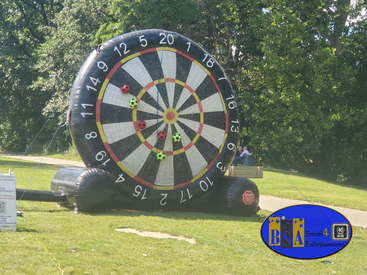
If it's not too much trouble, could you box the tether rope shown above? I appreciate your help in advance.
[27,232,64,274]
[17,122,62,206]
[12,90,71,171]
[11,108,58,171]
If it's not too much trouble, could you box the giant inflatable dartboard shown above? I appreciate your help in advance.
[69,29,239,208]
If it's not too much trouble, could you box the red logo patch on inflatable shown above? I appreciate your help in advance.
[242,190,254,205]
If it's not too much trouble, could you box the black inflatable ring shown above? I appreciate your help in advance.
[69,29,239,207]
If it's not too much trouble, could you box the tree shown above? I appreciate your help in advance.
[0,0,62,151]
[313,13,367,185]
[240,5,335,167]
[34,0,115,116]
[94,0,201,44]
[0,0,114,152]
[237,0,367,185]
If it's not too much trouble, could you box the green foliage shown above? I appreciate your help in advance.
[0,0,114,152]
[94,0,201,44]
[242,4,338,167]
[0,0,63,151]
[236,0,367,186]
[314,18,367,185]
[34,0,115,116]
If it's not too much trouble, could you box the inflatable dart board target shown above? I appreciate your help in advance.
[68,29,239,208]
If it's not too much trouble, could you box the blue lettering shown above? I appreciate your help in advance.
[282,231,291,247]
[294,230,303,246]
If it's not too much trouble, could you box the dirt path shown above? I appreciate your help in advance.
[0,153,85,167]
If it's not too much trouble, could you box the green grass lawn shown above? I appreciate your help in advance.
[3,206,365,275]
[0,156,366,274]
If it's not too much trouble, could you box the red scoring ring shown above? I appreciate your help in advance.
[129,79,205,156]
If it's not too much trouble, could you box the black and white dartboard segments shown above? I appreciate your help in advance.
[69,29,239,207]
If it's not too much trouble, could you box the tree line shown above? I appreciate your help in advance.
[1,0,366,186]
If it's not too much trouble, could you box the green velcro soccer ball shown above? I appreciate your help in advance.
[157,152,166,161]
[172,132,181,142]
[129,98,139,108]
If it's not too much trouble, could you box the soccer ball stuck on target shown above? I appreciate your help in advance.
[172,133,181,142]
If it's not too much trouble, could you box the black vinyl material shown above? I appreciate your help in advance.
[51,167,116,212]
[212,177,260,216]
[16,189,66,202]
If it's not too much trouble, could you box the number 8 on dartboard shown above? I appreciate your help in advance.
[68,29,239,207]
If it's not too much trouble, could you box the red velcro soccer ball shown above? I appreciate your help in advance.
[121,84,130,94]
[137,120,146,129]
[157,130,167,140]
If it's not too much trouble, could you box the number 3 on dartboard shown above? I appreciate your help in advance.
[230,119,239,133]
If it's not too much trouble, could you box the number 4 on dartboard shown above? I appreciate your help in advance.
[115,174,125,183]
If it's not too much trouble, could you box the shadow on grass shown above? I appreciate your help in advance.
[16,227,39,233]
[93,208,268,224]
[15,199,268,223]
[15,203,268,223]
[20,208,72,213]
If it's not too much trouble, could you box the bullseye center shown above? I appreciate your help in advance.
[167,112,175,121]
[163,108,178,125]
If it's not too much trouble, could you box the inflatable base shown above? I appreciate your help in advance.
[48,167,260,216]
